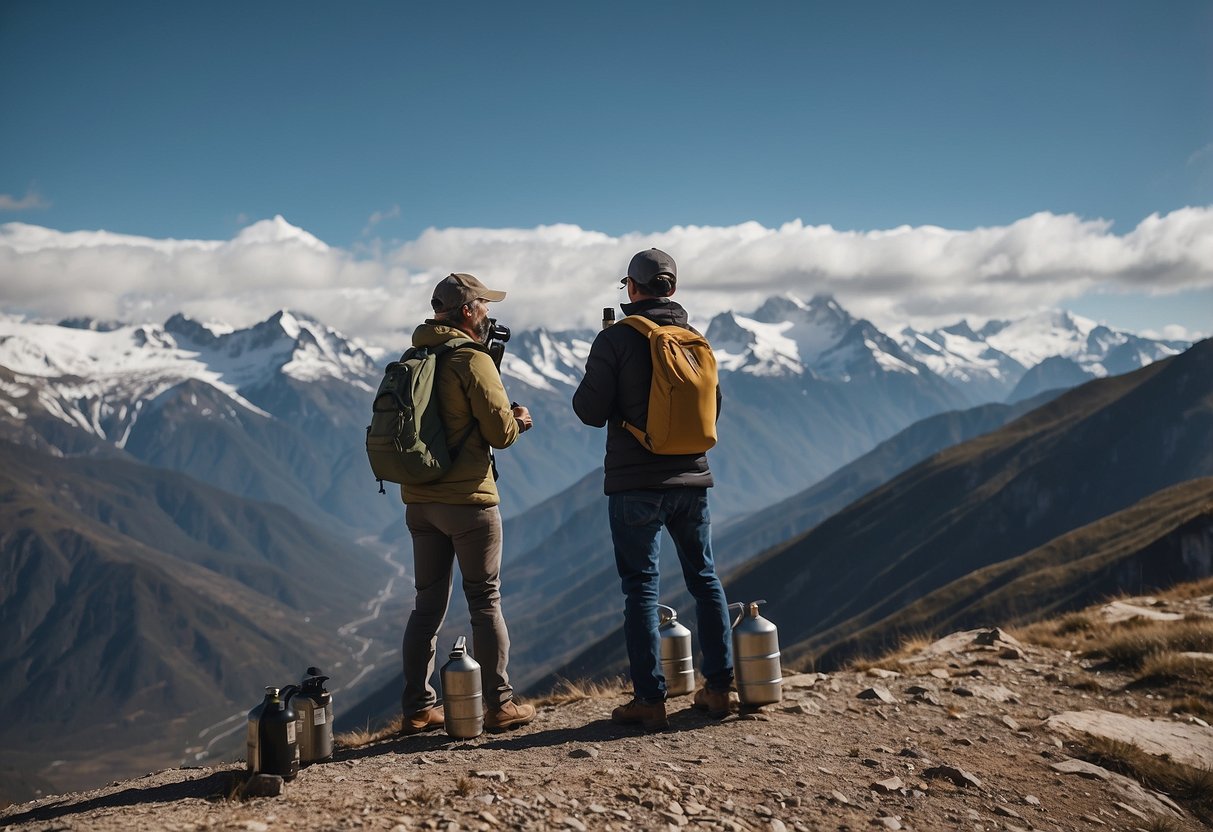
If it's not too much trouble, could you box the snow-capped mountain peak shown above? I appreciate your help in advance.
[705,293,858,377]
[231,215,329,251]
[896,307,1189,402]
[0,309,383,448]
[499,328,593,392]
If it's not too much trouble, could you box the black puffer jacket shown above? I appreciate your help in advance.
[572,298,718,494]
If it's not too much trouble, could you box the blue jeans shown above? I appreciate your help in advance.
[609,487,734,703]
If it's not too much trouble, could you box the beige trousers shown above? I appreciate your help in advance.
[401,503,513,712]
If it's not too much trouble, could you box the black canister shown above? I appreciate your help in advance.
[246,686,299,780]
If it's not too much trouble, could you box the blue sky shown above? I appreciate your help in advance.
[1,1,1210,337]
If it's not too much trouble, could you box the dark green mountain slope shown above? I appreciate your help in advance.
[800,477,1213,666]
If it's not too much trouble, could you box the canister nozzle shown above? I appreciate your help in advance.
[657,603,677,624]
[302,667,330,690]
[728,600,768,626]
[449,635,467,658]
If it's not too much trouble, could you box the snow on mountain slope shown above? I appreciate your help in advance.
[0,310,378,446]
[0,298,1192,451]
[166,310,378,388]
[898,323,1026,394]
[815,320,923,381]
[983,310,1103,369]
[499,328,593,393]
[706,294,856,377]
[900,310,1189,399]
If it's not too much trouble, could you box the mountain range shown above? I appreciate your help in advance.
[0,297,1197,790]
[0,298,1187,527]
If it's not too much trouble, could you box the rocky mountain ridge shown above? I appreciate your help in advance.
[4,585,1211,831]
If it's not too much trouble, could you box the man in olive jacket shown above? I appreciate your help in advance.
[399,273,536,734]
[573,249,734,731]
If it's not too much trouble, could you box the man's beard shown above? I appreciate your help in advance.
[473,315,492,343]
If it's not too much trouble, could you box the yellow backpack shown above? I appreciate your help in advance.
[616,315,718,455]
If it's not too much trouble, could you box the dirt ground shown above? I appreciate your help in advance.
[4,599,1210,832]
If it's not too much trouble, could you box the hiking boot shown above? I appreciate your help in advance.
[692,686,731,718]
[399,705,445,735]
[485,699,536,732]
[611,699,669,731]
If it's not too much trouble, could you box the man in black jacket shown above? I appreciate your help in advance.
[573,248,734,731]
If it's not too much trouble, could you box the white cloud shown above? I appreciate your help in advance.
[1141,323,1205,342]
[1188,141,1213,168]
[1,208,1211,347]
[0,189,50,211]
[361,204,401,237]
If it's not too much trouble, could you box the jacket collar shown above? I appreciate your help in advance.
[621,298,688,327]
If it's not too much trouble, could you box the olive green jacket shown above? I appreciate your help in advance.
[399,322,519,506]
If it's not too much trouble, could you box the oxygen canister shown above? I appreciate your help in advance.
[657,604,695,696]
[441,636,483,739]
[729,600,783,707]
[293,667,334,765]
[246,686,299,780]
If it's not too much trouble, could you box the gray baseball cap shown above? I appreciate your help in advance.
[431,273,507,313]
[622,248,677,288]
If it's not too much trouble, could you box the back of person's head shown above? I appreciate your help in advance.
[624,248,677,297]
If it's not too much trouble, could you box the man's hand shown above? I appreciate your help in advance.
[512,404,533,433]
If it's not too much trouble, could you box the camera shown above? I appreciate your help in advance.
[486,318,511,369]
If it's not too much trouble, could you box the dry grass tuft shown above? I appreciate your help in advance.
[335,715,403,750]
[454,775,473,797]
[1138,651,1213,685]
[1163,577,1213,600]
[1019,612,1097,649]
[1088,618,1213,669]
[411,788,438,808]
[1171,696,1213,720]
[533,676,629,706]
[844,630,935,671]
[1079,735,1213,819]
[1144,817,1186,832]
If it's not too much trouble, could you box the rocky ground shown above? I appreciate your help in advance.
[3,590,1212,832]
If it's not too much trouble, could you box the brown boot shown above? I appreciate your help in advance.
[485,699,536,732]
[692,686,731,718]
[611,699,669,731]
[399,705,444,735]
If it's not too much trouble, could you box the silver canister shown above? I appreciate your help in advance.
[658,604,695,696]
[730,600,783,707]
[441,636,483,739]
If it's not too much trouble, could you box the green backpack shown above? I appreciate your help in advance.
[365,339,478,492]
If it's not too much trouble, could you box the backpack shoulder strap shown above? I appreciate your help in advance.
[615,315,660,336]
[403,338,486,361]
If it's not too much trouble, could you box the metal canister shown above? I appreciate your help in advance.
[440,636,483,739]
[246,686,299,780]
[730,601,783,707]
[658,604,695,696]
[293,667,334,765]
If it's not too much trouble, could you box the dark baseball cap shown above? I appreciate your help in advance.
[431,273,507,313]
[621,248,677,288]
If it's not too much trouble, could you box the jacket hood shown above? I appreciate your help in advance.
[412,321,479,348]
